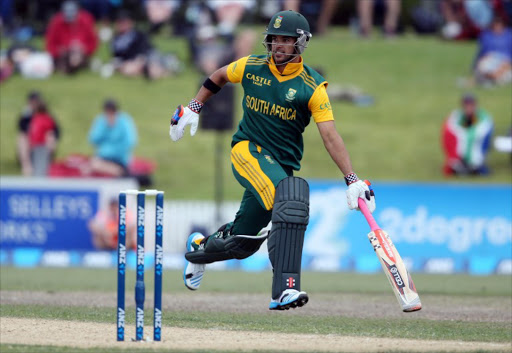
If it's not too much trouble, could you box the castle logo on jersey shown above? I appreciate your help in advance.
[273,15,283,28]
[285,88,297,102]
[246,73,271,86]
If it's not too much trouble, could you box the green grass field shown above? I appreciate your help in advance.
[1,29,511,200]
[1,28,511,353]
[1,267,511,352]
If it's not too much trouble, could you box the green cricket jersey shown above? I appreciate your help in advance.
[226,55,334,171]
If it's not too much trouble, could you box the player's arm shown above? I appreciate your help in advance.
[317,121,354,176]
[310,84,376,212]
[317,121,376,212]
[169,56,249,142]
[194,66,229,104]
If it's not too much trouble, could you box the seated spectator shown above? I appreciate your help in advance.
[440,0,495,40]
[187,1,256,75]
[284,0,338,36]
[87,99,137,177]
[474,15,512,86]
[17,91,60,176]
[357,0,402,37]
[88,197,136,250]
[442,94,494,176]
[206,0,255,37]
[110,11,179,79]
[145,0,180,35]
[45,0,98,74]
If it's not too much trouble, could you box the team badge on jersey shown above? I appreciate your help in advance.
[273,15,283,28]
[285,88,297,102]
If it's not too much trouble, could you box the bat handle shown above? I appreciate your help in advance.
[358,197,380,232]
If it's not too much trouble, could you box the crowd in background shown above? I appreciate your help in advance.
[15,91,139,179]
[1,0,511,83]
[1,0,511,180]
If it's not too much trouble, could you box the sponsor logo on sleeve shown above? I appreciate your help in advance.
[319,102,332,111]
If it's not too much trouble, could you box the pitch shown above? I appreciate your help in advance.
[1,267,511,353]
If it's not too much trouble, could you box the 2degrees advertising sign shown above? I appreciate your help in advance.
[304,182,512,274]
[1,187,98,250]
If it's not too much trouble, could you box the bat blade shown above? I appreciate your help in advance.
[368,228,422,312]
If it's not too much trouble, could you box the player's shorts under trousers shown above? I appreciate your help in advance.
[229,140,292,235]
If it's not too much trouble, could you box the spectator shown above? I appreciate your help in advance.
[16,91,60,176]
[440,0,494,40]
[87,99,137,177]
[88,197,136,250]
[109,11,179,79]
[45,0,98,74]
[0,50,14,83]
[79,0,122,42]
[187,1,256,75]
[410,0,444,35]
[357,0,402,37]
[79,0,120,21]
[442,94,494,176]
[474,15,512,86]
[284,0,338,35]
[206,0,255,37]
[27,102,58,177]
[145,0,180,35]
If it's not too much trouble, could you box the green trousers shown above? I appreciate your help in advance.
[228,140,292,236]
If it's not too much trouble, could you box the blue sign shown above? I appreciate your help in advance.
[301,181,512,274]
[0,188,99,250]
[228,181,511,274]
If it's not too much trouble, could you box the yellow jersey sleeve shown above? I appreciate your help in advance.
[309,82,334,123]
[226,56,250,84]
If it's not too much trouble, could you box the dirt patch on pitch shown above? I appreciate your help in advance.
[2,290,511,323]
[2,317,511,353]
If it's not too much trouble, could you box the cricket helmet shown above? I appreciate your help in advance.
[263,10,312,63]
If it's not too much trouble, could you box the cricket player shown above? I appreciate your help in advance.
[170,10,376,310]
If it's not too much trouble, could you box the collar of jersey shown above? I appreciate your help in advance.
[268,56,304,82]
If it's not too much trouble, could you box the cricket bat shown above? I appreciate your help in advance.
[358,198,422,312]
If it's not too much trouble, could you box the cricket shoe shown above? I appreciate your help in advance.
[183,232,206,291]
[269,289,309,310]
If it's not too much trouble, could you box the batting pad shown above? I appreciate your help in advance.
[267,177,309,299]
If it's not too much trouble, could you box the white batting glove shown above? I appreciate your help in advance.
[169,102,201,142]
[345,174,376,213]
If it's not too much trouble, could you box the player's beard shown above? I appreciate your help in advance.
[272,50,299,66]
[271,42,299,66]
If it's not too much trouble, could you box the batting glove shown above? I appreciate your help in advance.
[345,174,376,213]
[169,100,202,142]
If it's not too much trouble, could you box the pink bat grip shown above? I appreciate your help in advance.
[358,198,380,232]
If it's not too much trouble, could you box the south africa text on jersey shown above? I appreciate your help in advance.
[246,95,297,121]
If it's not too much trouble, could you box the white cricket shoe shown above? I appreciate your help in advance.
[269,289,309,310]
[183,232,206,291]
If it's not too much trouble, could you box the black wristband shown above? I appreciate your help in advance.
[203,77,221,94]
